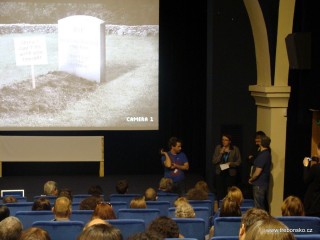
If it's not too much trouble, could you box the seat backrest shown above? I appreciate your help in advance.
[108,219,145,240]
[70,210,94,223]
[157,192,179,207]
[117,208,160,227]
[109,194,141,207]
[109,201,127,215]
[172,218,206,240]
[276,216,320,234]
[15,211,54,229]
[32,221,84,240]
[188,200,213,216]
[295,234,320,240]
[34,195,57,205]
[146,201,170,216]
[213,217,242,236]
[5,202,34,216]
[208,192,216,206]
[72,202,81,210]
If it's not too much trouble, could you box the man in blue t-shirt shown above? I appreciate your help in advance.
[161,137,189,196]
[249,135,271,212]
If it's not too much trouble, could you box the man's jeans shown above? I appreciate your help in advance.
[252,185,269,212]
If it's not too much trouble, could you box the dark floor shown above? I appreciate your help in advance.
[0,173,204,202]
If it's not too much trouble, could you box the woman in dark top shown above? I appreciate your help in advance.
[303,142,320,217]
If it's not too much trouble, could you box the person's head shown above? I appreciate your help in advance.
[19,227,51,240]
[186,187,208,200]
[79,196,103,210]
[168,137,182,154]
[144,188,157,201]
[0,216,23,240]
[83,218,109,230]
[175,202,195,218]
[255,131,266,145]
[221,134,233,148]
[174,197,188,207]
[281,195,305,216]
[260,135,271,149]
[77,224,123,240]
[127,230,164,240]
[43,181,58,196]
[239,207,270,240]
[243,217,295,240]
[116,179,129,194]
[158,177,173,192]
[57,188,73,202]
[130,196,147,209]
[88,185,103,197]
[220,196,242,217]
[0,205,10,221]
[2,196,17,203]
[92,202,116,220]
[226,186,243,206]
[194,180,210,193]
[32,197,52,211]
[52,196,72,220]
[148,216,180,238]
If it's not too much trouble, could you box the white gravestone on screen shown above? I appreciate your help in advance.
[58,15,106,83]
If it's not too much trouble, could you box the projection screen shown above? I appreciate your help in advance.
[0,0,159,130]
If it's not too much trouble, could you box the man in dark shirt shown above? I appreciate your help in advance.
[249,135,271,212]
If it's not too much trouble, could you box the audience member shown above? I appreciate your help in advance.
[186,187,208,200]
[175,202,195,218]
[19,227,51,240]
[130,196,147,208]
[158,177,173,193]
[3,196,17,203]
[91,202,116,220]
[212,134,242,201]
[238,207,270,240]
[281,195,305,216]
[144,188,157,201]
[243,217,295,240]
[88,185,103,197]
[127,230,163,240]
[173,197,188,207]
[77,224,123,240]
[79,196,103,210]
[83,218,109,230]
[57,188,73,202]
[0,205,10,221]
[303,141,320,217]
[0,216,23,240]
[226,186,244,206]
[52,196,72,221]
[219,196,242,217]
[43,181,58,196]
[148,216,183,238]
[32,197,51,211]
[115,179,129,194]
[194,180,210,193]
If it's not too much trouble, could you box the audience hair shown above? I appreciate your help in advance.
[186,187,208,200]
[158,177,173,192]
[281,195,305,216]
[220,196,241,217]
[116,179,129,194]
[79,196,103,210]
[32,197,51,211]
[2,196,17,204]
[88,185,103,197]
[227,186,244,206]
[0,205,10,221]
[53,196,71,219]
[57,188,73,202]
[77,224,123,240]
[148,216,180,238]
[43,181,58,196]
[19,227,51,240]
[83,218,109,231]
[175,202,195,218]
[91,202,116,220]
[194,180,210,193]
[127,230,164,240]
[144,188,157,201]
[0,216,23,240]
[130,196,147,208]
[174,197,188,207]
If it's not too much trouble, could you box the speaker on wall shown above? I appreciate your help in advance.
[285,32,311,69]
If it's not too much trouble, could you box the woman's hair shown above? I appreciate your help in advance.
[186,188,208,200]
[2,196,17,203]
[92,202,116,220]
[220,196,242,217]
[226,186,243,206]
[148,216,180,238]
[77,224,123,240]
[159,177,173,192]
[174,197,188,207]
[244,217,295,240]
[32,197,52,211]
[281,195,305,216]
[20,227,51,240]
[194,180,210,193]
[116,179,129,194]
[88,185,103,197]
[175,202,195,218]
[79,196,103,210]
[130,196,147,209]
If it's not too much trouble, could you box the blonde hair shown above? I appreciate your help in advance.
[281,195,305,216]
[130,196,147,209]
[174,197,188,207]
[175,202,195,218]
[226,186,243,206]
[159,178,173,192]
[145,188,157,201]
